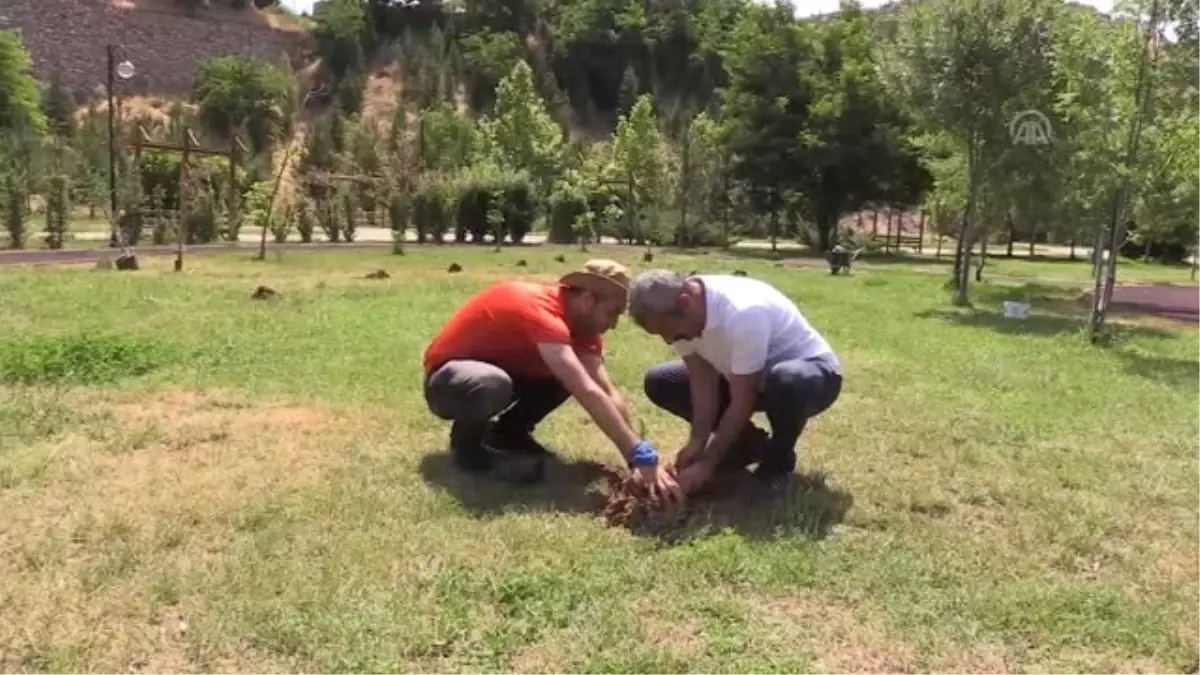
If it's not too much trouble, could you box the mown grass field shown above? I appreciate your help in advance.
[0,245,1196,673]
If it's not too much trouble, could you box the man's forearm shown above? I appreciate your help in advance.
[610,390,633,425]
[688,371,720,444]
[577,386,640,461]
[701,401,754,464]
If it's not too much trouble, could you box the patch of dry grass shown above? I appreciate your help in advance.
[0,388,359,672]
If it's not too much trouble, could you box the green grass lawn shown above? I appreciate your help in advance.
[0,246,1196,673]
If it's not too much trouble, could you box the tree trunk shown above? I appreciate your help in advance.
[817,212,833,252]
[1089,0,1160,342]
[952,143,980,307]
[976,237,988,282]
[1006,213,1015,257]
[770,208,779,253]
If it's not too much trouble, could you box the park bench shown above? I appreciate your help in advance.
[871,232,923,251]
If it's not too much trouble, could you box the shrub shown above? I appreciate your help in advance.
[412,175,454,244]
[43,173,70,249]
[547,184,587,244]
[294,197,315,243]
[316,195,341,243]
[340,189,358,243]
[137,152,244,215]
[186,186,221,244]
[448,164,537,244]
[3,170,27,249]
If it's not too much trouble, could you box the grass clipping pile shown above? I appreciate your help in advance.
[595,465,746,531]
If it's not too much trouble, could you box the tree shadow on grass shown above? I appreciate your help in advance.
[971,281,1085,307]
[915,306,1177,341]
[1120,351,1200,390]
[418,451,853,544]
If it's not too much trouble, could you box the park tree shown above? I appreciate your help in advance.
[892,0,1059,305]
[419,103,480,172]
[612,93,674,246]
[719,2,814,249]
[478,60,565,198]
[1087,0,1167,339]
[674,109,727,245]
[313,0,374,78]
[799,0,927,252]
[192,56,297,152]
[0,30,47,139]
[459,29,527,107]
[40,72,75,139]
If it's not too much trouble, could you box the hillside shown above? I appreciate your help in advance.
[3,0,307,98]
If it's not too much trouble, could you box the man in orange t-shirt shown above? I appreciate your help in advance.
[422,260,681,501]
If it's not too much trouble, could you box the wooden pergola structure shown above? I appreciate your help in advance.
[131,125,247,271]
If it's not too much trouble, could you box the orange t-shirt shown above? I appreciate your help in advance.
[423,281,603,378]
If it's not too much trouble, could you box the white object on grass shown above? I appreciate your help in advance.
[1003,301,1031,320]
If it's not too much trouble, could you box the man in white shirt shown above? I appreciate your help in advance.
[628,269,843,494]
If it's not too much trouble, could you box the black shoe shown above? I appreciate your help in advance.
[449,421,492,475]
[750,453,796,494]
[719,425,769,471]
[484,424,549,484]
[485,424,553,458]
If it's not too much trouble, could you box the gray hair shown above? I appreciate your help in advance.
[629,269,688,327]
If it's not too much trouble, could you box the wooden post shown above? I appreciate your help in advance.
[893,209,903,251]
[884,209,892,253]
[917,210,925,254]
[1006,215,1015,257]
[679,127,689,247]
[227,136,240,240]
[721,166,730,248]
[1028,227,1036,258]
[872,209,879,237]
[174,127,191,272]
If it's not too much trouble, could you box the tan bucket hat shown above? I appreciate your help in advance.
[559,259,631,306]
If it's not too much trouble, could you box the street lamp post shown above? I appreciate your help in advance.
[106,44,135,248]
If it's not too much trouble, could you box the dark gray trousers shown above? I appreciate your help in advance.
[643,354,842,471]
[424,360,569,450]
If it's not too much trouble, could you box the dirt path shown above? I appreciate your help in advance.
[1106,284,1199,323]
[0,242,397,266]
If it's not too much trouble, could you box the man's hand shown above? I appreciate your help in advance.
[673,436,707,471]
[634,464,684,504]
[674,457,716,496]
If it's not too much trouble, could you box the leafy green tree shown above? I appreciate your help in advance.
[192,56,296,152]
[719,2,814,247]
[40,72,75,138]
[419,103,480,172]
[0,30,47,138]
[479,60,565,199]
[892,0,1058,305]
[612,93,673,244]
[314,0,373,78]
[800,0,928,251]
[675,110,726,245]
[460,29,526,107]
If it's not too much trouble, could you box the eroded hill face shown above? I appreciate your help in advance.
[1,0,308,99]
